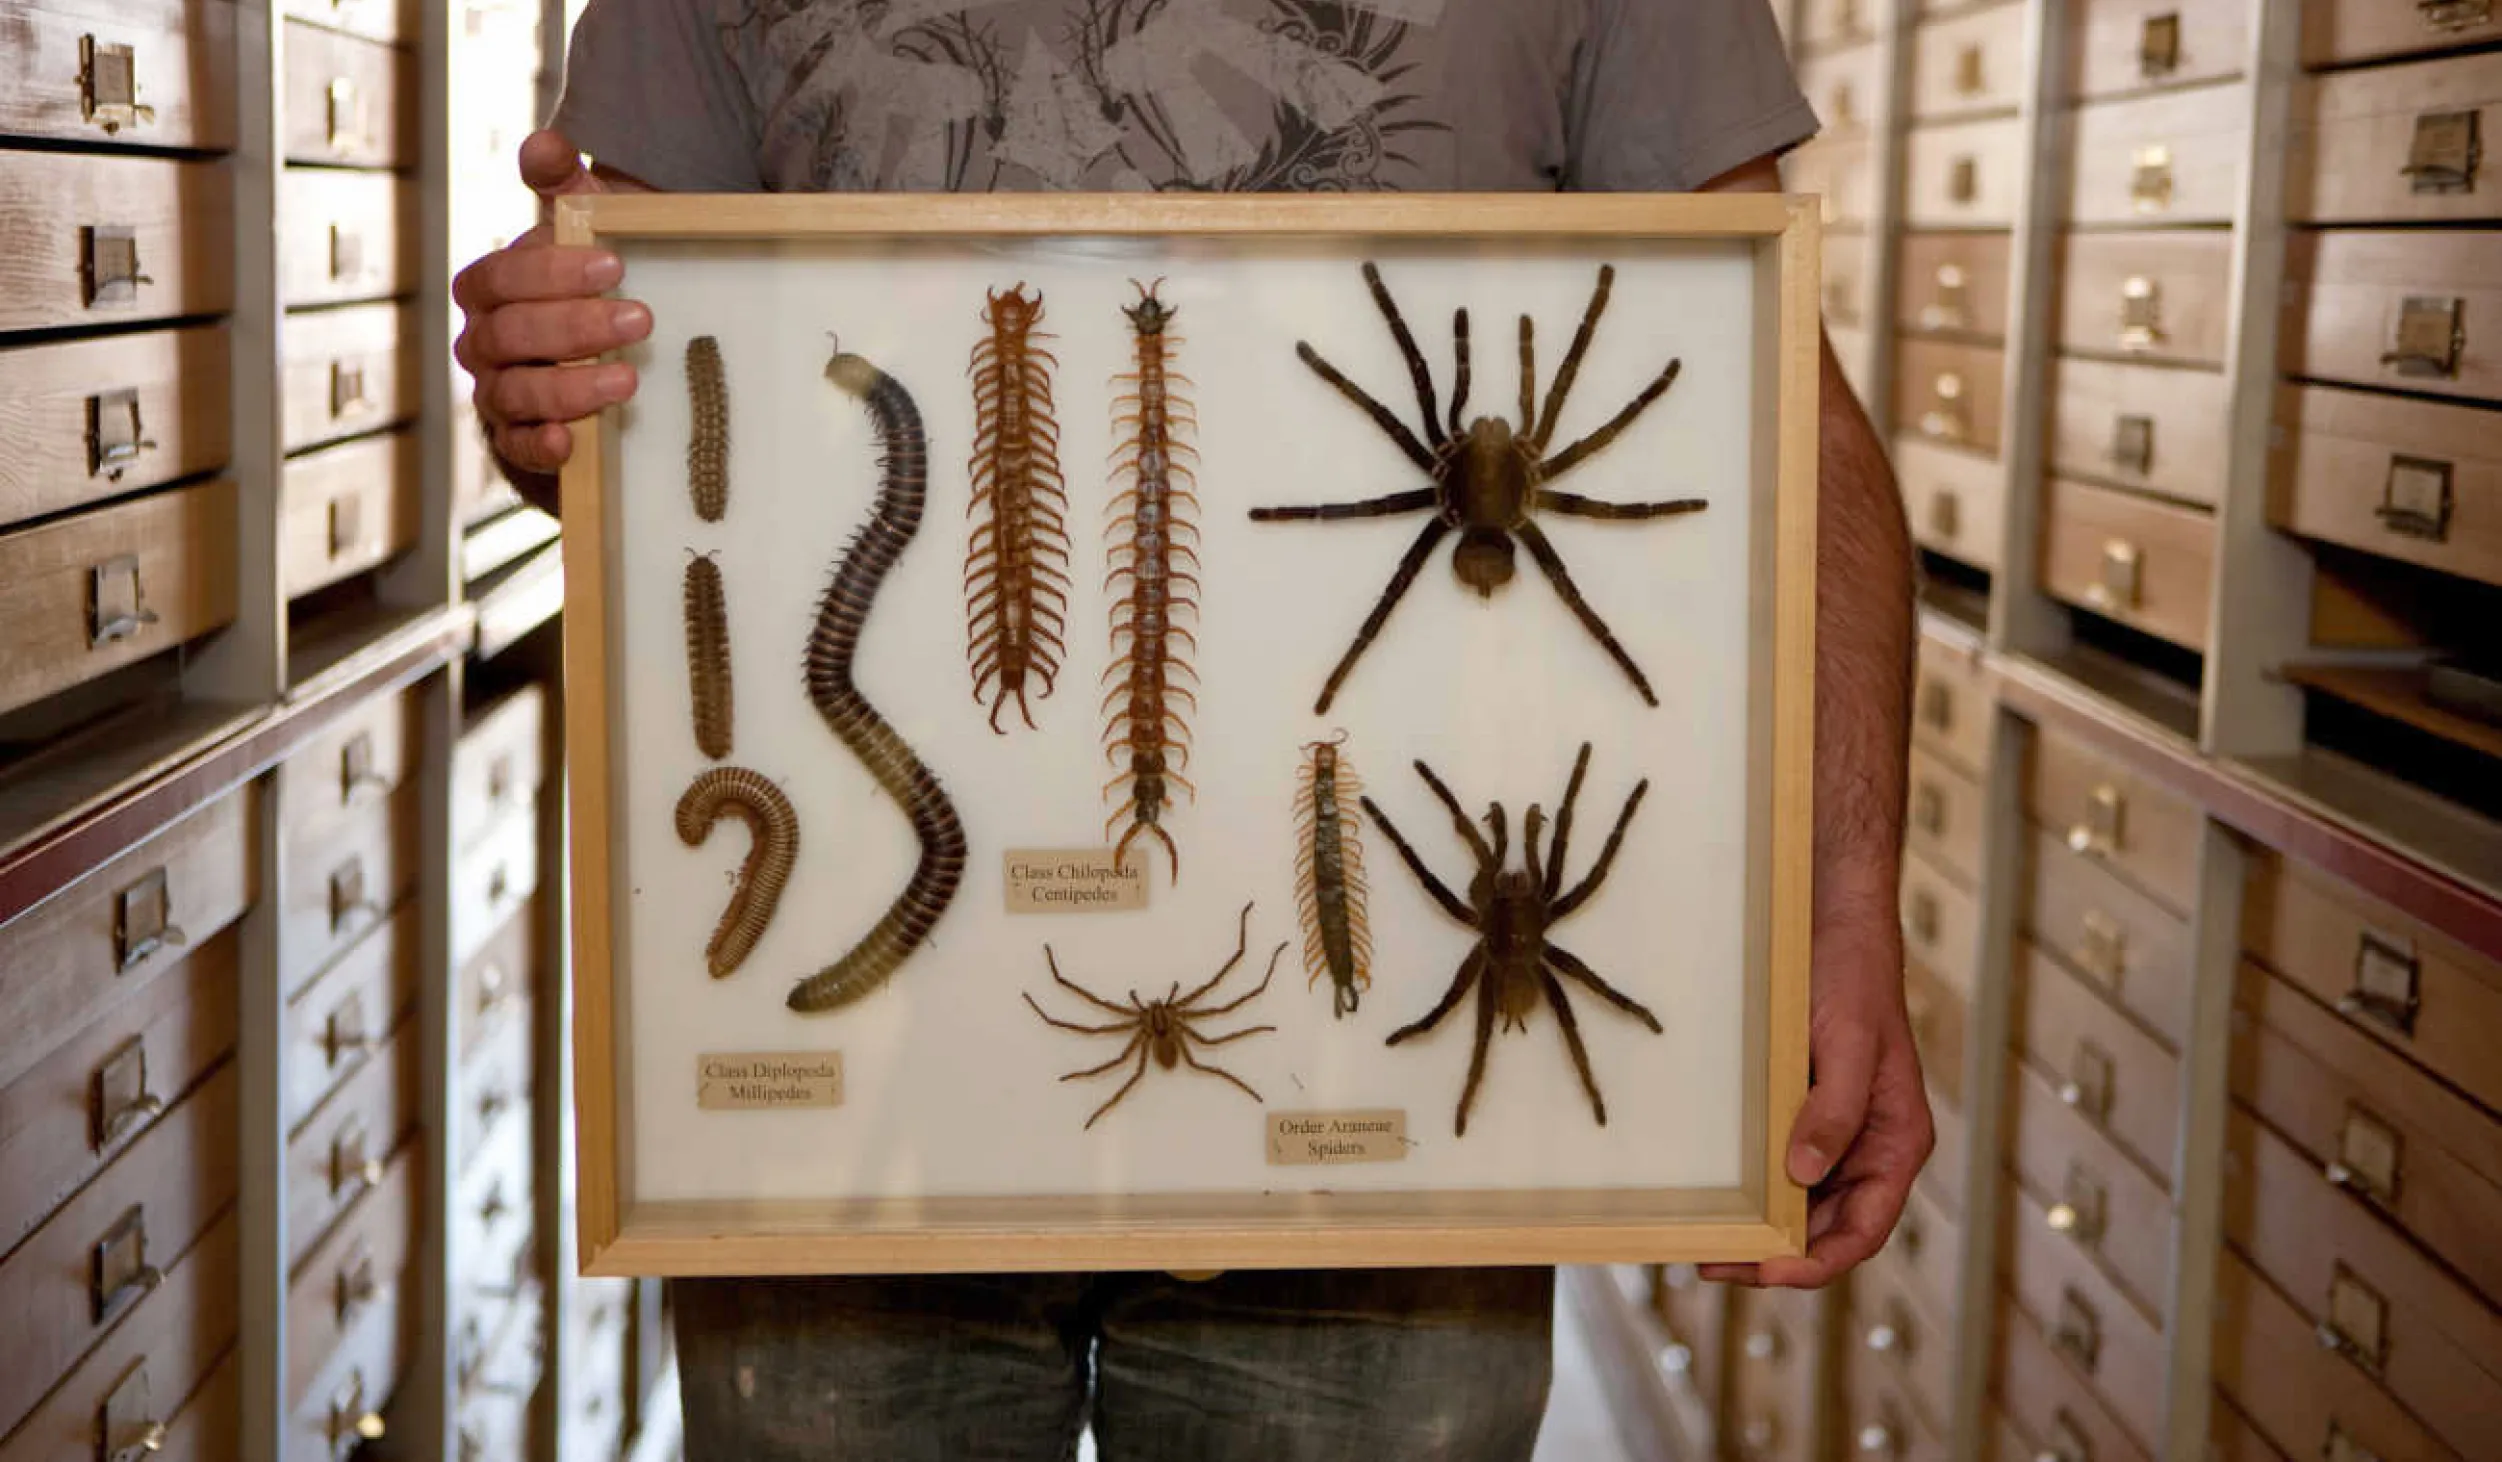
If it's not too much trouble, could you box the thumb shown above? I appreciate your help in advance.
[518,129,607,200]
[1788,1015,1877,1187]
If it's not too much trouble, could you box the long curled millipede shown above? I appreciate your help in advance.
[785,344,968,1014]
[674,766,796,979]
[965,284,1071,733]
[683,553,733,760]
[685,335,728,522]
[1101,281,1199,881]
[1295,732,1372,1018]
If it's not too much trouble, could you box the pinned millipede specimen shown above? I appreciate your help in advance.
[785,344,968,1015]
[674,767,796,979]
[965,284,1071,733]
[1102,280,1200,880]
[1023,901,1282,1130]
[1295,732,1373,1018]
[1365,742,1663,1136]
[686,335,728,522]
[683,553,733,759]
[1249,263,1707,712]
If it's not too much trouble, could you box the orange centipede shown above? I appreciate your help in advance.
[965,284,1071,732]
[686,335,728,522]
[1295,732,1372,1017]
[683,553,733,759]
[1102,280,1199,881]
[674,766,797,979]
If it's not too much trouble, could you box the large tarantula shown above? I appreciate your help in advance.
[1250,263,1707,713]
[1364,743,1664,1136]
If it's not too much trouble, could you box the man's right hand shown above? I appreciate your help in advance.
[453,129,654,487]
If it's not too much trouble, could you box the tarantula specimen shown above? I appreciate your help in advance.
[1364,743,1664,1136]
[1250,262,1707,714]
[1022,902,1283,1130]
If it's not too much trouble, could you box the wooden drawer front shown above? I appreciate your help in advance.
[570,1327,630,1462]
[1897,436,2007,569]
[1785,137,1877,230]
[2008,1058,2174,1326]
[1908,748,1985,887]
[1824,230,1879,333]
[283,22,413,168]
[282,170,415,307]
[2269,384,2502,589]
[2016,940,2181,1187]
[1915,630,1994,775]
[286,1272,413,1462]
[277,681,422,848]
[1905,117,2025,228]
[454,684,546,851]
[1850,1247,1954,1430]
[1925,1073,1969,1216]
[283,903,420,1135]
[1847,1336,1951,1462]
[2023,824,2193,1050]
[1897,338,2007,457]
[2223,1108,2502,1457]
[570,1276,636,1382]
[2040,477,2216,649]
[0,326,231,531]
[0,1060,235,1439]
[2210,1393,2294,1462]
[1800,46,1884,143]
[454,1117,535,1325]
[2023,726,2201,915]
[2242,850,2502,1117]
[2282,230,2502,406]
[287,1017,418,1271]
[282,303,418,452]
[1650,1263,1726,1403]
[286,0,417,45]
[2056,231,2235,368]
[2230,961,2502,1312]
[0,786,252,1093]
[1798,0,1890,54]
[2069,0,2251,100]
[280,779,422,998]
[454,1370,533,1462]
[281,431,419,598]
[2049,357,2231,508]
[1911,3,2027,121]
[456,997,532,1178]
[454,807,541,970]
[1906,957,1968,1112]
[2001,1182,2164,1452]
[287,1143,417,1405]
[0,930,236,1259]
[1993,1296,2156,1462]
[0,0,236,150]
[1883,1175,1962,1327]
[0,151,234,333]
[460,897,535,1062]
[2067,84,2249,226]
[0,479,240,718]
[2213,1250,2466,1462]
[1902,853,1982,998]
[1900,231,2013,342]
[1725,1292,1819,1462]
[2293,52,2502,224]
[451,403,518,529]
[2302,0,2502,67]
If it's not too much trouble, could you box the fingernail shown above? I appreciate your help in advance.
[587,252,623,288]
[610,302,648,337]
[1788,1142,1828,1186]
[599,362,636,397]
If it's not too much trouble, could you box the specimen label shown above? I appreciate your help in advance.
[696,1051,844,1111]
[1004,849,1148,914]
[1265,1110,1409,1166]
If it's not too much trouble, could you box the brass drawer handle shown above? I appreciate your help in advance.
[2138,13,2180,79]
[114,866,186,972]
[1742,1326,1784,1363]
[1920,371,1969,442]
[1859,1419,1901,1458]
[1862,1304,1913,1356]
[2316,1263,2388,1373]
[1923,262,1970,332]
[1917,677,1955,734]
[2035,1410,2093,1462]
[2083,539,2142,613]
[2047,1161,2109,1246]
[2325,1103,2403,1207]
[88,553,162,647]
[330,857,381,933]
[329,1118,385,1196]
[2338,928,2420,1037]
[327,1369,386,1455]
[1898,1214,1925,1261]
[1904,887,1941,948]
[487,862,513,906]
[476,961,517,1019]
[326,76,370,154]
[91,1204,163,1324]
[2066,782,2126,857]
[334,1245,391,1326]
[323,988,371,1067]
[80,35,157,134]
[329,223,366,283]
[327,492,365,559]
[1925,487,1961,541]
[330,358,371,419]
[486,751,518,808]
[1947,155,1979,205]
[340,729,391,804]
[87,389,158,481]
[1655,1339,1694,1376]
[102,1361,166,1462]
[92,1036,164,1150]
[2130,145,2173,213]
[1913,781,1947,838]
[1955,43,1986,97]
[478,1088,511,1128]
[2118,276,2164,353]
[2381,295,2464,379]
[2419,1,2493,32]
[2401,109,2480,195]
[2058,1039,2116,1123]
[2075,908,2126,985]
[2377,456,2453,542]
[2110,412,2155,477]
[82,226,155,308]
[2051,1286,2102,1372]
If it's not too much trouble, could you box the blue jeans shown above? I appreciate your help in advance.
[672,1266,1556,1461]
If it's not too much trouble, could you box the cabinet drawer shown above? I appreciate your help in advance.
[0,479,240,718]
[1848,1367,1949,1462]
[1897,436,2006,569]
[286,1269,414,1462]
[1799,46,1884,143]
[2007,1056,2173,1325]
[283,21,413,168]
[2016,939,2180,1187]
[1649,1263,1727,1405]
[287,1142,418,1405]
[1907,747,1985,887]
[1724,1290,1820,1462]
[454,1116,536,1329]
[2213,1249,2466,1462]
[2023,725,2202,915]
[454,806,540,970]
[280,778,422,997]
[1902,852,1981,998]
[1899,231,2013,342]
[2067,84,2249,226]
[2268,383,2502,589]
[1915,628,1994,775]
[1925,1071,1969,1216]
[2001,1181,2164,1452]
[457,996,532,1179]
[1911,3,2027,121]
[454,684,546,852]
[2210,1393,2294,1462]
[0,150,234,333]
[283,902,421,1134]
[2281,229,2502,407]
[0,326,231,531]
[2068,0,2251,100]
[277,681,422,843]
[2048,357,2231,509]
[2022,822,2193,1049]
[285,0,417,45]
[1906,956,1968,1112]
[1905,117,2025,228]
[460,897,536,1060]
[570,1327,631,1462]
[2293,52,2502,225]
[2055,230,2235,368]
[454,1368,533,1462]
[1849,1244,1954,1431]
[282,169,416,307]
[451,402,519,529]
[1798,0,1891,54]
[1785,137,1877,230]
[0,0,237,150]
[281,430,420,599]
[1823,229,1879,333]
[1993,1295,2155,1462]
[2041,477,2216,651]
[0,785,253,1093]
[0,928,236,1258]
[287,1015,418,1271]
[1896,338,2006,457]
[1884,1174,1962,1325]
[2302,0,2502,67]
[282,303,418,452]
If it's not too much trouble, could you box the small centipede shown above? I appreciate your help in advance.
[683,553,733,759]
[674,766,797,979]
[966,284,1071,733]
[1294,732,1373,1018]
[786,343,967,1014]
[686,335,728,522]
[1102,280,1200,881]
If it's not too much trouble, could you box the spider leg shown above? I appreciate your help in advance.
[1247,487,1438,522]
[1482,802,1509,870]
[1360,261,1444,448]
[1410,759,1495,869]
[1516,315,1536,434]
[1534,488,1710,521]
[1313,519,1450,714]
[1532,264,1615,450]
[1543,742,1594,901]
[1386,945,1489,1046]
[1514,520,1659,707]
[1522,805,1547,891]
[1361,796,1473,923]
[1043,948,1133,1017]
[1454,973,1503,1137]
[1176,1042,1266,1104]
[1175,902,1255,1008]
[1295,343,1435,471]
[1082,1044,1155,1129]
[1542,942,1664,1032]
[1543,358,1683,481]
[1021,992,1138,1037]
[1189,941,1285,1018]
[1447,307,1472,438]
[1537,968,1610,1126]
[1185,1017,1278,1048]
[1552,777,1651,919]
[1058,1029,1148,1080]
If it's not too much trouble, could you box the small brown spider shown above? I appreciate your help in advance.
[1023,902,1283,1129]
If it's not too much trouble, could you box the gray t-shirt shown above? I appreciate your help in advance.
[552,0,1815,193]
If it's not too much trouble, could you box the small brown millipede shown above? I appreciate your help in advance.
[1295,732,1372,1017]
[674,766,797,979]
[686,335,728,522]
[683,553,732,760]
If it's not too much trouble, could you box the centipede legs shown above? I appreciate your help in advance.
[675,767,797,979]
[966,285,1071,733]
[1295,733,1373,1017]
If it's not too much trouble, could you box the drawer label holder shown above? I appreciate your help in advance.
[2378,455,2453,542]
[2403,110,2480,196]
[2383,296,2464,379]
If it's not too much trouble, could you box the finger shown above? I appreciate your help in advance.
[1696,1262,1762,1287]
[470,298,649,369]
[519,129,590,196]
[488,361,638,428]
[1788,1016,1878,1186]
[454,243,624,312]
[1749,1170,1911,1289]
[493,420,574,476]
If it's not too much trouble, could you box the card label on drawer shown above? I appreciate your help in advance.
[697,1052,843,1111]
[1004,850,1147,914]
[1266,1110,1408,1166]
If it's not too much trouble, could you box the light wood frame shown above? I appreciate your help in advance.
[555,192,1820,1277]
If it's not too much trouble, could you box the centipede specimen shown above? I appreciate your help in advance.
[674,767,796,979]
[1295,732,1373,1018]
[966,284,1071,733]
[785,344,968,1015]
[686,335,728,522]
[1102,281,1199,881]
[683,553,733,760]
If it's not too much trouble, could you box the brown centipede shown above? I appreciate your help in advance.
[1102,280,1199,881]
[683,553,732,759]
[674,766,797,979]
[966,284,1071,733]
[686,335,728,522]
[1295,731,1372,1018]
